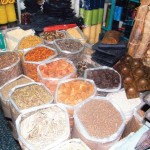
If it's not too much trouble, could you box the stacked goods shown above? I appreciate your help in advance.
[0,75,34,118]
[40,30,66,44]
[72,98,125,150]
[9,82,53,124]
[5,27,35,50]
[128,1,150,58]
[52,139,91,150]
[107,89,141,122]
[84,67,121,92]
[16,104,70,150]
[143,48,150,67]
[38,58,76,94]
[22,45,57,81]
[114,55,150,99]
[0,51,22,87]
[54,38,84,64]
[92,31,127,67]
[55,78,96,127]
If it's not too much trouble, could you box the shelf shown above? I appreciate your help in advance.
[130,0,140,3]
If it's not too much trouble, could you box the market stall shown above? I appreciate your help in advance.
[0,0,150,150]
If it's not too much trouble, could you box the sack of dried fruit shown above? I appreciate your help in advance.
[0,75,34,118]
[16,104,70,150]
[72,97,126,150]
[22,45,57,81]
[55,78,97,128]
[37,58,76,94]
[9,82,53,124]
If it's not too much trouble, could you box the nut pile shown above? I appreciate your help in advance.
[40,31,65,42]
[11,84,52,110]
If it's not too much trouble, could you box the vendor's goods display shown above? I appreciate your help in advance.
[0,51,22,87]
[5,27,35,50]
[0,75,34,118]
[9,82,53,124]
[22,45,57,81]
[72,98,125,150]
[55,78,96,128]
[114,55,150,99]
[40,30,66,44]
[84,67,121,92]
[52,139,91,150]
[142,91,150,105]
[38,58,76,94]
[16,104,70,150]
[107,89,141,122]
[54,38,84,63]
[143,48,150,67]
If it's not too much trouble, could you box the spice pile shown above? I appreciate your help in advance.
[23,46,56,81]
[0,52,22,86]
[86,68,120,90]
[11,84,52,110]
[76,100,123,138]
[19,106,69,150]
[57,79,95,106]
[40,31,65,42]
[18,35,43,50]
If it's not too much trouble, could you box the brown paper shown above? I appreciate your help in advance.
[140,0,150,5]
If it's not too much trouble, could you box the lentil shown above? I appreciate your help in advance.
[40,31,65,42]
[23,46,56,81]
[18,35,42,50]
[11,84,52,110]
[0,52,22,86]
[77,100,123,138]
[19,106,69,150]
[57,79,95,106]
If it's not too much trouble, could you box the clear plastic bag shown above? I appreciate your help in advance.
[84,66,121,92]
[0,75,34,118]
[22,45,57,81]
[72,97,126,150]
[55,78,97,128]
[37,58,76,94]
[9,82,53,124]
[54,38,84,64]
[0,51,22,87]
[16,104,70,150]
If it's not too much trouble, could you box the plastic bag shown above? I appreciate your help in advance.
[55,78,97,128]
[22,45,57,81]
[84,66,121,92]
[54,38,84,64]
[72,97,126,150]
[37,58,76,94]
[16,104,70,150]
[0,51,22,87]
[9,82,53,124]
[0,75,34,118]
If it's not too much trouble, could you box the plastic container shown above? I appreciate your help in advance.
[51,139,91,150]
[16,104,70,150]
[9,82,53,124]
[55,78,97,128]
[37,58,76,94]
[0,51,22,87]
[72,97,126,150]
[54,38,84,64]
[22,45,57,81]
[66,26,88,44]
[84,66,121,92]
[0,75,34,118]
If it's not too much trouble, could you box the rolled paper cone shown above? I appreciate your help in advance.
[83,26,91,42]
[89,25,96,44]
[94,23,102,43]
[97,8,104,23]
[128,42,140,57]
[5,3,17,22]
[0,5,8,24]
[84,10,93,26]
[92,9,98,25]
